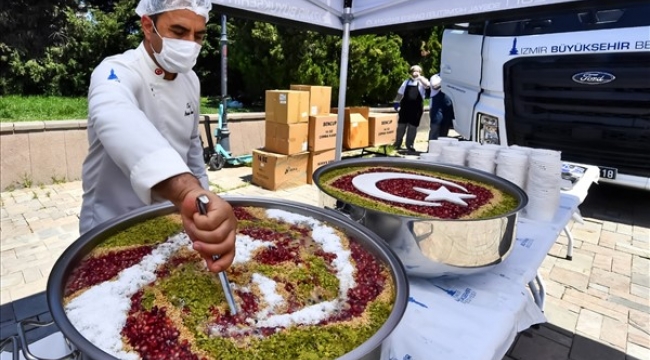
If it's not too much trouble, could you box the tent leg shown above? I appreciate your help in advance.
[334,6,353,161]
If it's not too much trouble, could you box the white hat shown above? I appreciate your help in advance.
[135,0,212,21]
[430,74,442,88]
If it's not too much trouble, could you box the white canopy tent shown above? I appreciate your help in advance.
[211,0,590,160]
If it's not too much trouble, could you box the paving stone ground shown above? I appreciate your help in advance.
[1,131,649,359]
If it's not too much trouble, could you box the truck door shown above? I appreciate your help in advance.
[440,25,484,139]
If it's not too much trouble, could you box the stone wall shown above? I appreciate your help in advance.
[0,108,429,191]
[0,114,266,191]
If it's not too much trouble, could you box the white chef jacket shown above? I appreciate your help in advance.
[397,79,427,99]
[80,42,209,235]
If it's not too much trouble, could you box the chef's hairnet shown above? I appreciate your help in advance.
[135,0,212,21]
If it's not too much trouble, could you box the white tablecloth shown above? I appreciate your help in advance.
[381,165,599,360]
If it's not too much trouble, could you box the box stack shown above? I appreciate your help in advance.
[253,90,310,191]
[253,85,336,189]
[331,107,371,150]
[368,112,398,146]
[291,85,336,184]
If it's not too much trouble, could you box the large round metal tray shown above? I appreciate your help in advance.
[47,197,408,360]
[312,158,528,278]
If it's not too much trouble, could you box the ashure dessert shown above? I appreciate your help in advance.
[63,207,394,360]
[318,166,518,220]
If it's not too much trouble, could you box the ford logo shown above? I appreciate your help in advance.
[572,71,616,85]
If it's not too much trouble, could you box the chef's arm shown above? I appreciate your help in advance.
[152,173,203,208]
[418,76,430,88]
[88,62,191,205]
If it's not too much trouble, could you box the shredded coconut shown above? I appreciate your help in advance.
[64,233,191,359]
[255,300,340,328]
[233,234,271,264]
[251,273,284,317]
[266,209,356,296]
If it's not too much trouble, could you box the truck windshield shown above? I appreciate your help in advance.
[461,2,649,36]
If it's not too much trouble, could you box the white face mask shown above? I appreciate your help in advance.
[151,24,201,74]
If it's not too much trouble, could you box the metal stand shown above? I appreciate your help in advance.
[344,144,393,158]
[563,225,574,261]
[528,270,547,311]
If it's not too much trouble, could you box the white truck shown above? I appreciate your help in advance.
[440,1,650,190]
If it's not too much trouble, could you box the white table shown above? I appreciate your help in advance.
[381,165,599,360]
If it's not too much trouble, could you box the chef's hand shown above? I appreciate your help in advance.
[180,190,237,273]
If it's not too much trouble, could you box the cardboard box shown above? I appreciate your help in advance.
[265,90,310,124]
[290,85,332,116]
[307,149,336,184]
[368,113,398,146]
[308,114,338,152]
[252,149,309,191]
[344,113,369,149]
[265,122,309,155]
[331,106,370,122]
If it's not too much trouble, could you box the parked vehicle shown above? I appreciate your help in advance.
[441,1,650,190]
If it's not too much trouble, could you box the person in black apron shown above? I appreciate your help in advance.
[393,65,429,153]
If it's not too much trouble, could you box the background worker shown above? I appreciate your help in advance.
[428,73,455,140]
[393,65,430,153]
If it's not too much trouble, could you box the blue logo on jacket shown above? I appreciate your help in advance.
[107,69,120,82]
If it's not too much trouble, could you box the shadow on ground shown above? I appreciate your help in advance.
[506,323,639,360]
[578,183,650,228]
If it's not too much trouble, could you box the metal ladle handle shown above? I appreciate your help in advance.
[196,195,239,316]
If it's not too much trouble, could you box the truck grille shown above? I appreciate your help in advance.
[504,52,650,178]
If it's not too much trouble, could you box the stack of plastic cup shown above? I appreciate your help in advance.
[495,149,529,189]
[455,141,478,150]
[438,137,459,145]
[530,148,561,162]
[508,145,534,155]
[440,145,468,166]
[479,143,505,153]
[428,140,446,154]
[419,152,441,163]
[524,151,562,222]
[467,147,499,174]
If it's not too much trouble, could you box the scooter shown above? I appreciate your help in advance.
[202,103,252,171]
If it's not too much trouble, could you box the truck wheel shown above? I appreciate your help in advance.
[209,154,226,171]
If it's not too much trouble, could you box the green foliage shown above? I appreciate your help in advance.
[0,96,235,122]
[1,1,444,108]
[345,34,409,105]
[1,0,139,96]
[0,96,88,121]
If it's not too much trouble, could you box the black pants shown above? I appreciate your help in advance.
[394,123,418,149]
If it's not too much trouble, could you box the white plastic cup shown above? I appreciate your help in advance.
[428,140,446,154]
[438,137,459,144]
[496,150,529,188]
[441,145,467,166]
[420,152,441,163]
[455,141,478,149]
[467,148,498,173]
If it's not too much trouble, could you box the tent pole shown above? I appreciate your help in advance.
[219,14,231,154]
[335,5,352,161]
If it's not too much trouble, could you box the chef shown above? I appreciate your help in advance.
[79,0,236,273]
[393,65,430,153]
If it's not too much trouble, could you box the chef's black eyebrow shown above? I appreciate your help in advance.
[169,24,206,36]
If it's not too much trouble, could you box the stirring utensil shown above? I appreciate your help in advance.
[195,194,239,316]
